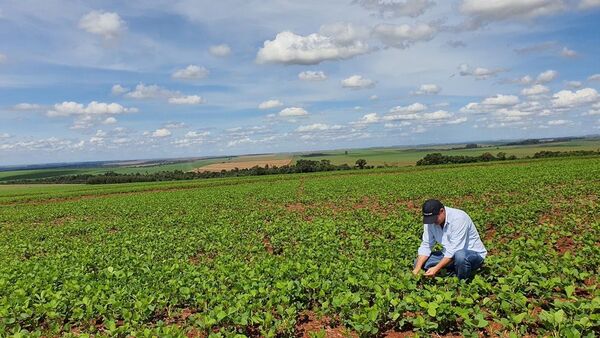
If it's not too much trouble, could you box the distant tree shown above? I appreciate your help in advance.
[355,159,367,169]
[344,150,348,155]
[496,152,507,160]
[465,143,478,149]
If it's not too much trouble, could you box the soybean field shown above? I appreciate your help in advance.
[0,157,599,337]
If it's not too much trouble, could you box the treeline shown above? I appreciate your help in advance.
[417,149,600,166]
[4,159,374,185]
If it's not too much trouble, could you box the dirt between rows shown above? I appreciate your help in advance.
[193,159,293,172]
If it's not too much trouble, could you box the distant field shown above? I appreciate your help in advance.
[290,139,600,166]
[1,138,599,182]
[195,158,293,172]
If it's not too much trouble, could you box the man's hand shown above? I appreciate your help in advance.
[412,268,421,276]
[424,267,439,277]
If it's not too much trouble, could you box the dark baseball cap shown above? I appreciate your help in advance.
[422,199,444,224]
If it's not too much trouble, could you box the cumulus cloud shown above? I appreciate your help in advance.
[588,74,600,81]
[125,83,175,99]
[256,27,370,65]
[482,94,520,106]
[566,81,583,88]
[103,117,117,125]
[209,44,231,57]
[537,70,558,83]
[422,110,453,120]
[299,70,327,81]
[372,23,437,48]
[560,47,577,58]
[389,102,427,113]
[413,84,441,95]
[446,40,467,48]
[13,103,42,111]
[548,119,571,125]
[0,132,10,138]
[356,113,380,124]
[447,117,468,124]
[521,84,550,96]
[296,123,342,132]
[341,75,375,89]
[172,65,209,80]
[168,95,205,105]
[152,128,171,138]
[47,101,137,117]
[552,88,599,108]
[458,64,506,79]
[354,0,434,18]
[279,107,308,117]
[259,100,284,109]
[111,84,129,95]
[79,11,125,39]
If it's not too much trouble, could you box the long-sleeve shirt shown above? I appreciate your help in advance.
[417,206,488,259]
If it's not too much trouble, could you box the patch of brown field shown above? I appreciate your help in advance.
[194,158,292,172]
[554,236,576,254]
[382,330,415,337]
[295,311,358,338]
[484,321,504,337]
[263,235,274,254]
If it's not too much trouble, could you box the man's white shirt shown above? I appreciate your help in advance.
[417,206,487,259]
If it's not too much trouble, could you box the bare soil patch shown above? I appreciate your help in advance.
[295,311,358,338]
[194,158,292,172]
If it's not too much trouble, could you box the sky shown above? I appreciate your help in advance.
[1,0,599,165]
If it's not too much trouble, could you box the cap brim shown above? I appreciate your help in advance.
[423,214,437,224]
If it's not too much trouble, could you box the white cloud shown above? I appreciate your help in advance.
[103,117,117,125]
[521,84,550,96]
[370,95,379,100]
[0,53,6,63]
[389,102,427,113]
[422,110,453,120]
[548,119,571,125]
[172,65,209,80]
[537,70,558,83]
[560,47,577,58]
[447,117,468,124]
[372,23,436,48]
[256,29,369,65]
[47,101,137,117]
[168,95,205,105]
[413,84,441,95]
[298,71,327,81]
[552,88,599,108]
[356,113,380,124]
[259,100,284,109]
[152,128,171,138]
[185,131,210,138]
[279,107,308,117]
[354,0,434,17]
[458,64,505,79]
[209,44,231,57]
[164,122,187,129]
[79,11,125,39]
[13,103,42,111]
[579,0,600,9]
[111,84,129,95]
[341,75,375,89]
[566,81,583,88]
[0,132,10,138]
[482,94,520,106]
[460,0,566,24]
[125,83,175,99]
[297,123,336,132]
[588,74,600,81]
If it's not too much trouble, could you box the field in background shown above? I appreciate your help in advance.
[0,157,598,336]
[1,138,599,182]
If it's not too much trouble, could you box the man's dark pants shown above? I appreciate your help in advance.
[414,249,484,279]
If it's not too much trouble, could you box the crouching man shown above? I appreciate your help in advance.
[412,199,487,280]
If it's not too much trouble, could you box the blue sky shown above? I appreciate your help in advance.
[1,0,599,165]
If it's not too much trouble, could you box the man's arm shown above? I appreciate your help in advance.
[424,257,453,277]
[413,224,435,275]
